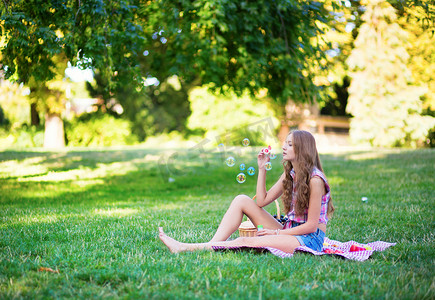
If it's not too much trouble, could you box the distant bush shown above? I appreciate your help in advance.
[0,125,44,148]
[66,113,138,147]
[0,106,9,126]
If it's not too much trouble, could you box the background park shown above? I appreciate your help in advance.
[0,0,434,299]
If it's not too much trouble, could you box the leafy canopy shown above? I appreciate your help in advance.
[140,0,333,105]
[0,0,145,89]
[1,0,333,106]
[346,0,435,147]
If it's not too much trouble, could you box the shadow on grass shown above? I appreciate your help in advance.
[0,148,168,180]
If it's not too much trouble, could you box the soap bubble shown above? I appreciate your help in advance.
[239,163,245,171]
[265,162,272,171]
[226,156,235,167]
[262,147,270,155]
[270,151,276,160]
[242,138,250,147]
[247,167,256,176]
[236,173,246,183]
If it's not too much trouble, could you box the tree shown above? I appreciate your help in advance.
[314,0,365,117]
[397,2,435,111]
[27,55,69,148]
[346,0,435,147]
[317,0,434,119]
[390,0,435,34]
[141,1,332,104]
[397,2,435,146]
[0,0,145,147]
[125,0,334,140]
[1,0,335,147]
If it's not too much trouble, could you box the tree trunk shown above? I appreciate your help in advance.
[30,103,40,126]
[44,113,65,148]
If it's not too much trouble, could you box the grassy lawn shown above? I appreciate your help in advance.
[0,146,434,299]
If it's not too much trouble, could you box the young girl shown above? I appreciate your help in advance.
[159,130,334,254]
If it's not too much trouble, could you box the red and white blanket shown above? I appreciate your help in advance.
[213,237,396,261]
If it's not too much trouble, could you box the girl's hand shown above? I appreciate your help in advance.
[256,229,277,236]
[257,151,270,170]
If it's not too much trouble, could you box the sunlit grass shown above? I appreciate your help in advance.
[93,208,140,217]
[0,146,434,298]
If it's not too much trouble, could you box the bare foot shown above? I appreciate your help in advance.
[158,227,186,253]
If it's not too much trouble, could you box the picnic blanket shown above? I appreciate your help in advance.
[212,237,396,261]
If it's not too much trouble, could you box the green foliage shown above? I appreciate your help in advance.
[0,0,332,104]
[0,125,44,148]
[27,55,69,115]
[311,1,365,116]
[110,75,192,141]
[0,0,145,147]
[346,0,435,147]
[0,147,433,298]
[0,77,31,128]
[65,113,137,147]
[140,0,331,104]
[85,72,192,142]
[2,0,333,148]
[0,0,144,87]
[0,105,9,126]
[86,0,334,142]
[390,0,435,33]
[320,76,351,116]
[397,3,435,111]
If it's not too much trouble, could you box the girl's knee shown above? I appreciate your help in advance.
[234,236,262,247]
[232,194,253,206]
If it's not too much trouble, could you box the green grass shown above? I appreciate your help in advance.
[0,146,434,299]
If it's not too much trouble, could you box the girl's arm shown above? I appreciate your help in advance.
[255,151,285,207]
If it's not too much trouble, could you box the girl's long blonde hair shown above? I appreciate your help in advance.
[281,130,334,217]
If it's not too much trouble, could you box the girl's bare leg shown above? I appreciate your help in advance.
[159,227,301,254]
[159,227,211,253]
[210,194,282,242]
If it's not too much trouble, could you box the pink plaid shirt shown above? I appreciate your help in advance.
[286,167,331,225]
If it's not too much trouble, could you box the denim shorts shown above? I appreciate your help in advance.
[290,221,325,252]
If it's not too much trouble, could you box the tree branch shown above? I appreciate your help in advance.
[2,0,10,13]
[275,4,294,57]
[75,0,81,23]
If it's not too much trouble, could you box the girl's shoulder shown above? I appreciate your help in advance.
[290,167,325,179]
[311,167,325,178]
[311,167,330,190]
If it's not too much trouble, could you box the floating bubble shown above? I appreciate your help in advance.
[218,143,224,148]
[236,172,246,183]
[265,162,272,171]
[242,138,250,147]
[239,163,245,171]
[226,156,235,167]
[269,151,276,160]
[247,166,256,176]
